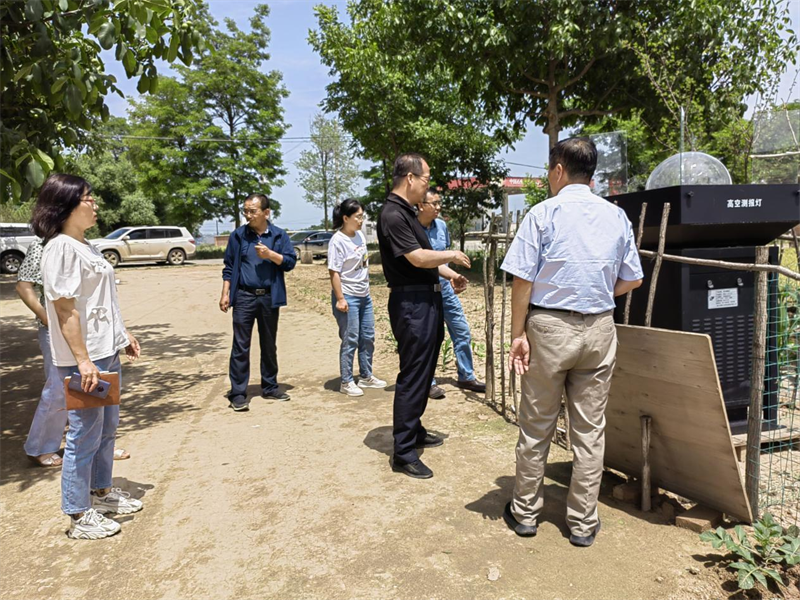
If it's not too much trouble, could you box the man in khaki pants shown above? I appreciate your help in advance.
[501,137,644,547]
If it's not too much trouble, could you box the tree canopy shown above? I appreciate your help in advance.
[296,114,358,231]
[1,0,208,202]
[126,4,289,228]
[339,0,796,151]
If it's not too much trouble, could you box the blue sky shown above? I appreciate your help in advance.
[102,0,799,234]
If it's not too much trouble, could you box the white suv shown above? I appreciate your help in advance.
[92,226,196,267]
[0,223,37,274]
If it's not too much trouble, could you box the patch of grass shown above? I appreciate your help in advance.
[196,244,226,259]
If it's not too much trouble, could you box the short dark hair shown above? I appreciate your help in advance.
[332,198,363,229]
[30,174,91,243]
[426,187,440,198]
[392,153,427,188]
[548,137,597,182]
[245,193,271,211]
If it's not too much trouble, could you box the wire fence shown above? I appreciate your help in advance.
[757,240,800,526]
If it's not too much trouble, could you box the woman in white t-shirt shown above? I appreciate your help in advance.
[328,199,387,396]
[31,174,142,540]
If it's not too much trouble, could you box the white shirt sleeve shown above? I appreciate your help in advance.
[501,210,541,282]
[327,234,345,272]
[43,240,83,301]
[618,218,644,281]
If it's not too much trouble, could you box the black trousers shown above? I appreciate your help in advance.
[229,290,280,400]
[388,290,445,464]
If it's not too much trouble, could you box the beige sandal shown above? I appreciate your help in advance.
[113,447,130,460]
[28,453,63,467]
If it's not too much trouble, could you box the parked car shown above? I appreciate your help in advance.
[92,226,196,267]
[0,223,37,274]
[290,230,333,259]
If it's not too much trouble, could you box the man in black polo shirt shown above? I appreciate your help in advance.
[378,153,471,479]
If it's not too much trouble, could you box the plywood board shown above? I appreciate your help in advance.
[605,325,753,523]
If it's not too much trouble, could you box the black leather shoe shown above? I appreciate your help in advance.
[456,379,486,393]
[569,520,601,547]
[429,385,446,399]
[229,396,250,412]
[391,457,433,479]
[262,390,291,401]
[503,502,537,537]
[416,433,444,448]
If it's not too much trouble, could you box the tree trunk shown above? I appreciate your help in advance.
[324,200,329,231]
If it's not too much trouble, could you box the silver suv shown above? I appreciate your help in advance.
[0,223,37,274]
[92,226,196,267]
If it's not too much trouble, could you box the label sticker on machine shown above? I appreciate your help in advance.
[708,288,738,309]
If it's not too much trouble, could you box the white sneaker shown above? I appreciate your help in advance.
[357,375,387,389]
[340,381,364,396]
[92,487,143,515]
[68,508,121,540]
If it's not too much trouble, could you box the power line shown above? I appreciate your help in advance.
[506,161,547,171]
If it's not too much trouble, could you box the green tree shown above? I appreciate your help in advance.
[358,0,796,151]
[127,5,289,227]
[125,77,217,232]
[310,3,513,220]
[66,118,158,235]
[522,176,548,209]
[1,0,208,202]
[296,114,358,231]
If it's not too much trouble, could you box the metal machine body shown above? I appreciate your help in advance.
[610,184,799,433]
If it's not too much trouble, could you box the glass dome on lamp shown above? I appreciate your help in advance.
[645,152,732,190]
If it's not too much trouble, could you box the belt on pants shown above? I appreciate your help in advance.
[391,284,442,293]
[530,304,587,316]
[241,285,271,296]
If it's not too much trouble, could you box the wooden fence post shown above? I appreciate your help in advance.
[644,203,671,328]
[641,415,652,512]
[745,245,770,520]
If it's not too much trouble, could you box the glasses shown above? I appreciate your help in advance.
[413,173,431,184]
[347,213,365,222]
[422,201,442,208]
[81,195,97,207]
[242,209,262,216]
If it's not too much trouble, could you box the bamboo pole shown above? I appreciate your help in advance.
[488,236,498,408]
[499,215,511,419]
[637,250,800,282]
[483,219,497,408]
[644,204,671,327]
[623,202,648,325]
[745,246,770,521]
[641,415,652,512]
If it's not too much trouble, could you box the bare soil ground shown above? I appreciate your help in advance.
[0,260,774,600]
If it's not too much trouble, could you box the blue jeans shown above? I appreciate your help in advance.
[332,293,375,384]
[57,353,121,515]
[24,327,68,457]
[433,281,475,384]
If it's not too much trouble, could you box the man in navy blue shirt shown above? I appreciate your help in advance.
[220,193,297,411]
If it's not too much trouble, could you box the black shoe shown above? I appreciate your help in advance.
[229,397,250,412]
[569,520,601,547]
[416,433,444,448]
[429,385,446,399]
[456,379,486,393]
[391,457,433,479]
[503,502,538,537]
[262,390,291,401]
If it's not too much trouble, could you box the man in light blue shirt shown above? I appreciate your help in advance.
[418,190,485,398]
[500,137,643,548]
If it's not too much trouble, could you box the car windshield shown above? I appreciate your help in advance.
[105,228,131,240]
[290,231,313,241]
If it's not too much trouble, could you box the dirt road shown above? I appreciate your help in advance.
[1,261,725,599]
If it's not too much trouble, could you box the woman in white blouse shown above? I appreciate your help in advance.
[31,174,142,540]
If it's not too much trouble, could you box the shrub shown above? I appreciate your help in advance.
[196,244,226,260]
